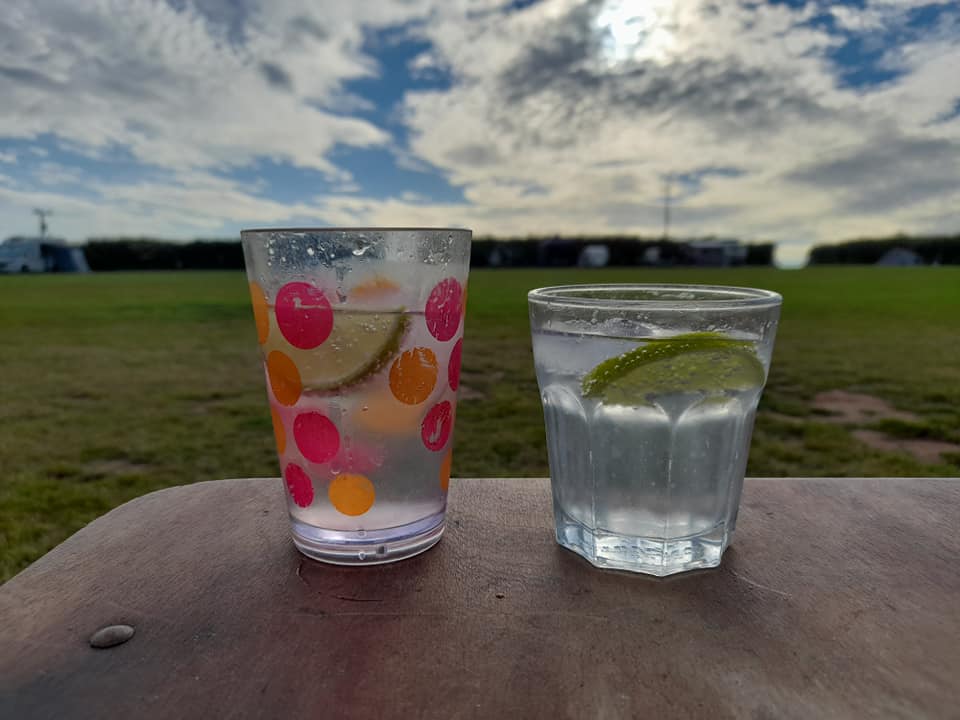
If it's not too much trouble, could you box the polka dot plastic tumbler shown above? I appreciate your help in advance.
[241,228,471,564]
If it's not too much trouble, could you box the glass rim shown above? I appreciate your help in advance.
[241,226,471,235]
[528,283,782,310]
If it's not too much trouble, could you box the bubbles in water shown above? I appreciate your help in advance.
[357,551,367,561]
[307,247,315,256]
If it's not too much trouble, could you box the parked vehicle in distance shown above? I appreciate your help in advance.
[0,237,89,273]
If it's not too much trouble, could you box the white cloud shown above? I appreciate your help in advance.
[408,50,444,78]
[0,169,320,239]
[0,0,958,266]
[0,0,392,174]
[397,0,960,262]
[830,5,888,32]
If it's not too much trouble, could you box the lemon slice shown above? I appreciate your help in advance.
[582,332,765,405]
[264,308,409,391]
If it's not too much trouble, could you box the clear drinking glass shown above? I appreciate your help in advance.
[241,228,471,564]
[529,284,781,576]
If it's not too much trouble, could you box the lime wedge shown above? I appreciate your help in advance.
[582,332,765,405]
[265,308,409,391]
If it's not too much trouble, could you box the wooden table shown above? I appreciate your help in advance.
[2,477,958,719]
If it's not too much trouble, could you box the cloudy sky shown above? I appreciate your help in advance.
[1,0,958,266]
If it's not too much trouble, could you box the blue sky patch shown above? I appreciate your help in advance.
[341,25,454,145]
[0,134,172,196]
[905,2,956,30]
[322,26,466,206]
[818,0,959,90]
[505,0,544,12]
[829,34,902,89]
[216,158,335,204]
[215,146,466,206]
[935,97,960,124]
[671,167,746,199]
[328,145,465,204]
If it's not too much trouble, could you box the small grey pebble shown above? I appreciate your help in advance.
[89,624,135,649]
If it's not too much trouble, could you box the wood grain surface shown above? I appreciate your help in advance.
[2,477,959,720]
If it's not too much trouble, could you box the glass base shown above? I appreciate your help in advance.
[555,509,731,577]
[290,511,445,565]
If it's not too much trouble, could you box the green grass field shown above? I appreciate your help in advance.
[2,267,959,580]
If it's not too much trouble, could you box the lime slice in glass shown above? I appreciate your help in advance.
[582,332,765,405]
[265,308,409,391]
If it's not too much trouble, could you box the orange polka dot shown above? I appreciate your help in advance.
[270,407,286,454]
[354,387,424,436]
[249,281,270,344]
[389,347,438,405]
[267,351,302,406]
[351,275,401,301]
[440,450,452,492]
[329,473,375,516]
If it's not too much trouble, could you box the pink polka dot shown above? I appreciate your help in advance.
[448,338,462,391]
[421,400,453,452]
[293,412,340,464]
[425,278,463,342]
[275,281,333,350]
[284,463,314,507]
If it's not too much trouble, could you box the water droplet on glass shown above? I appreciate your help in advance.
[306,247,315,256]
[352,238,374,257]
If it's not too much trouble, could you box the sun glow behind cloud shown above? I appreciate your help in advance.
[595,0,679,66]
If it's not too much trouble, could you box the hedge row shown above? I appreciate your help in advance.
[808,235,960,265]
[82,236,775,271]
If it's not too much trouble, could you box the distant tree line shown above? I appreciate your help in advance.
[808,234,960,265]
[469,236,774,267]
[84,239,245,271]
[80,236,775,271]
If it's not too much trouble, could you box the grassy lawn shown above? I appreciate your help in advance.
[2,267,959,580]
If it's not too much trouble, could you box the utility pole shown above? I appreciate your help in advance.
[34,208,53,239]
[662,175,671,241]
